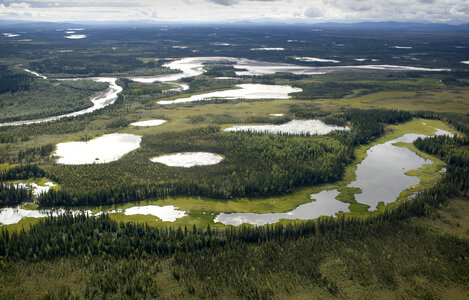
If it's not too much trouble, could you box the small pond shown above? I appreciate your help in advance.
[150,152,224,167]
[54,133,141,165]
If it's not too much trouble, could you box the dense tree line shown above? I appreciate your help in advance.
[29,56,147,76]
[17,143,54,162]
[39,126,350,206]
[118,78,176,96]
[0,184,33,208]
[0,165,44,207]
[1,135,468,296]
[0,65,32,94]
[1,112,468,297]
[0,78,108,123]
[0,165,45,181]
[34,108,414,207]
[4,119,467,260]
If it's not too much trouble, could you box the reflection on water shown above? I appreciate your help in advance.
[214,190,349,226]
[348,133,444,210]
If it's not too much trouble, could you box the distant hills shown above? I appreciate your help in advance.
[0,20,468,32]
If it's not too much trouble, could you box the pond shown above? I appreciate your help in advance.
[64,34,87,39]
[130,120,166,127]
[54,133,141,165]
[224,119,349,135]
[348,134,432,210]
[294,57,340,63]
[10,182,56,197]
[348,129,453,210]
[157,84,302,105]
[214,189,350,226]
[0,204,186,226]
[150,152,224,167]
[124,205,186,222]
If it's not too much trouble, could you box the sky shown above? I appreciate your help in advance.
[0,0,468,24]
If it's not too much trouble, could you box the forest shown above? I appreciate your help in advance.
[0,24,468,299]
[0,114,468,298]
[0,67,108,122]
[31,109,412,207]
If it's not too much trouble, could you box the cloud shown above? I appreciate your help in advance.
[0,0,467,24]
[209,0,239,5]
[304,7,324,18]
[207,0,278,6]
[303,0,469,23]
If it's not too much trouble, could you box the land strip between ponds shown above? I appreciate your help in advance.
[0,118,457,230]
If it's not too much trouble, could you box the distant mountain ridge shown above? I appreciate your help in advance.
[0,20,468,32]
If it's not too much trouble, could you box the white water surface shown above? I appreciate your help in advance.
[65,34,87,39]
[294,57,340,63]
[224,119,348,135]
[0,207,67,226]
[23,68,47,79]
[11,182,56,197]
[124,205,186,222]
[151,152,223,167]
[154,57,449,80]
[128,77,189,91]
[0,204,186,226]
[54,133,141,165]
[251,47,285,51]
[157,84,301,105]
[2,33,19,37]
[130,120,166,127]
[461,61,469,65]
[211,42,232,46]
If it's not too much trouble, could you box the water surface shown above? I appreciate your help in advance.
[154,56,449,81]
[54,133,141,165]
[157,84,301,105]
[224,119,348,135]
[214,189,350,226]
[130,120,166,127]
[151,152,223,167]
[65,34,87,39]
[0,204,186,226]
[124,205,186,222]
[294,57,340,63]
[348,133,433,210]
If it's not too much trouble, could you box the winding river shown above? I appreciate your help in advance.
[0,77,122,127]
[1,58,449,127]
